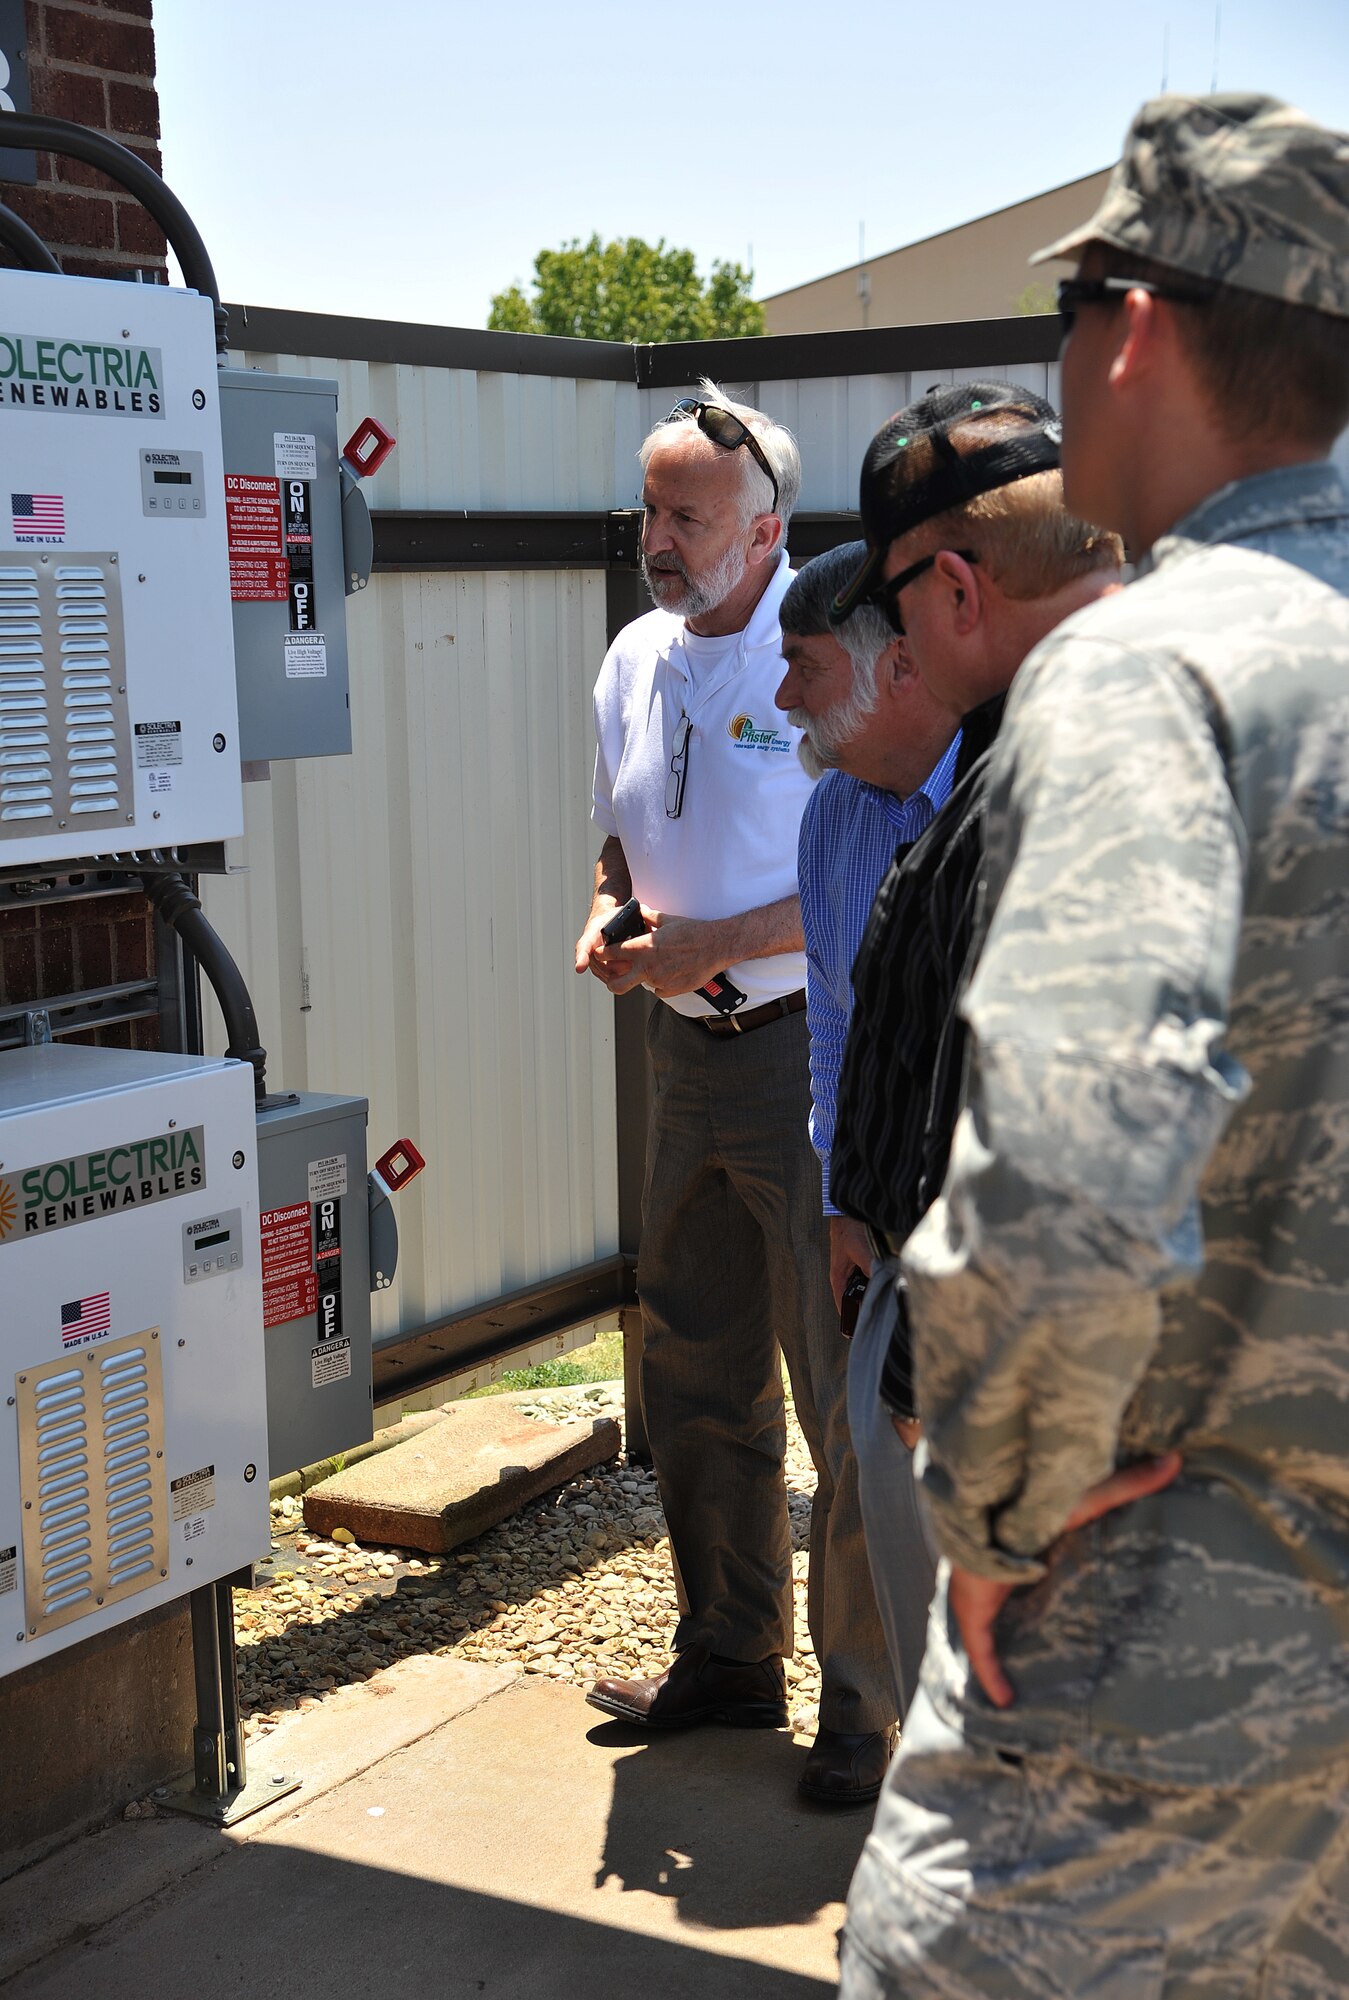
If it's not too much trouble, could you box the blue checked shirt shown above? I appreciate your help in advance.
[799,737,961,1212]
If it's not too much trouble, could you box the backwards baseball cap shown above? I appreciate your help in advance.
[830,382,1062,624]
[1032,93,1349,318]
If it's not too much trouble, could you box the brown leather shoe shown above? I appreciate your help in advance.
[797,1724,898,1806]
[586,1645,787,1730]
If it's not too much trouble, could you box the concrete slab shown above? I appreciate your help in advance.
[4,1673,867,1998]
[234,1653,520,1835]
[0,1654,519,1989]
[302,1400,621,1552]
[269,1405,448,1499]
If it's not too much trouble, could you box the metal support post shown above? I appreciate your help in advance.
[215,1580,247,1795]
[620,1306,651,1467]
[159,1581,298,1826]
[189,1583,229,1797]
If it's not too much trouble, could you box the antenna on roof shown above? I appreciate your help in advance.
[857,222,870,329]
[1161,21,1169,91]
[1211,0,1221,90]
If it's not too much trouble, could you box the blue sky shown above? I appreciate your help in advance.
[155,0,1349,329]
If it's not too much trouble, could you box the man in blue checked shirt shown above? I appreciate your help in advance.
[775,543,961,1711]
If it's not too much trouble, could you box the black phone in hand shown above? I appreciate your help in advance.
[600,897,647,947]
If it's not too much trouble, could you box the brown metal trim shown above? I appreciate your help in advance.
[223,303,635,382]
[637,313,1061,387]
[224,301,1058,387]
[371,508,857,575]
[371,509,640,573]
[370,1254,638,1404]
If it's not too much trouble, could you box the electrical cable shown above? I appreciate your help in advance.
[140,871,267,1102]
[0,112,228,352]
[0,200,62,275]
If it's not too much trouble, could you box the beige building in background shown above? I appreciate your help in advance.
[761,169,1112,335]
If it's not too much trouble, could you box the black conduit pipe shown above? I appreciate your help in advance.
[0,112,228,351]
[0,200,62,275]
[142,873,267,1102]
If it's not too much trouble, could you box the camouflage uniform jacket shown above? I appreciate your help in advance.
[902,461,1349,1786]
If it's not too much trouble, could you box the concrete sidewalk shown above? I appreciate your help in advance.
[0,1656,868,1997]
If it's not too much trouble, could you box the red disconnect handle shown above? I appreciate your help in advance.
[342,416,397,478]
[374,1138,425,1192]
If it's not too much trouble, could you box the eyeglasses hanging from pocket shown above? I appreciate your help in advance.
[666,712,691,819]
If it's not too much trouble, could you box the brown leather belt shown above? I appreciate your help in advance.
[694,988,806,1038]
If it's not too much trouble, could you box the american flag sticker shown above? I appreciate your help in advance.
[11,493,66,543]
[60,1292,111,1348]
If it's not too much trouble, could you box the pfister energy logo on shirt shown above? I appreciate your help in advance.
[0,332,164,417]
[728,714,792,755]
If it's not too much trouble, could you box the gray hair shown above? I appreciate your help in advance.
[781,542,893,705]
[639,378,801,533]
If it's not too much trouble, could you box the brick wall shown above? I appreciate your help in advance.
[0,893,158,1048]
[5,0,166,280]
[0,0,163,1048]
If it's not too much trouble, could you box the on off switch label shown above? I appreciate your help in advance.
[314,1197,341,1267]
[284,479,315,632]
[316,1281,343,1344]
[0,1547,16,1597]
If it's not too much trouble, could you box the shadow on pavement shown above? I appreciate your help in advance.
[4,1842,841,2000]
[588,1718,867,1934]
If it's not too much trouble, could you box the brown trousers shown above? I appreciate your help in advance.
[637,1002,896,1734]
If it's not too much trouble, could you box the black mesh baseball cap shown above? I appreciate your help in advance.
[830,382,1063,623]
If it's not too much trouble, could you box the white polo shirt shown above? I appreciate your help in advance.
[592,554,814,1018]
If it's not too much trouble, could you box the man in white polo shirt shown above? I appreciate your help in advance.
[574,384,895,1807]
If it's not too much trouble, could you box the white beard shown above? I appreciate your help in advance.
[787,680,878,781]
[641,538,748,621]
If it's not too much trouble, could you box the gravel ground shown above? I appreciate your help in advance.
[237,1382,823,1743]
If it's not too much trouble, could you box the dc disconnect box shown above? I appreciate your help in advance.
[218,369,352,764]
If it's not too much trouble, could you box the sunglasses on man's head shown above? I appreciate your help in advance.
[662,399,780,515]
[1056,275,1217,342]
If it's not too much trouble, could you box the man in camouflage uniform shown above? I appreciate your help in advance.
[841,94,1349,1998]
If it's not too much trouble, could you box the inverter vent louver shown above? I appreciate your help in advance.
[16,1330,167,1639]
[0,555,130,839]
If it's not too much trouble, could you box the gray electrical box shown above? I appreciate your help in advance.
[219,369,352,764]
[255,1091,372,1477]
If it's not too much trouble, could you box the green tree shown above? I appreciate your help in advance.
[1012,281,1056,317]
[488,234,765,342]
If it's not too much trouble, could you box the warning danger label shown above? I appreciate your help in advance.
[264,1270,318,1328]
[261,1200,318,1327]
[261,1202,312,1283]
[312,1338,351,1388]
[225,473,288,601]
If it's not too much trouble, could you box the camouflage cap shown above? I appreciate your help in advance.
[1032,93,1349,318]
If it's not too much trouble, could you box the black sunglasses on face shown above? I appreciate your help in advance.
[1056,275,1217,343]
[663,399,780,515]
[866,548,978,636]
